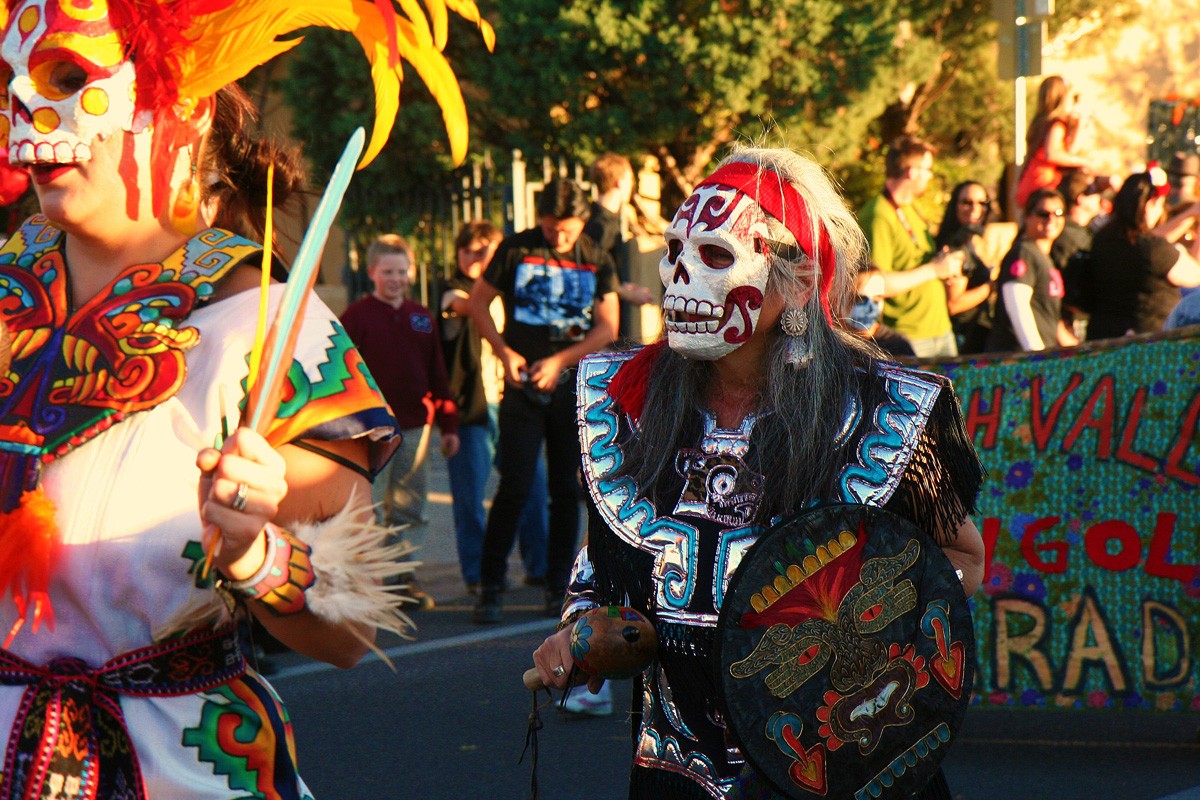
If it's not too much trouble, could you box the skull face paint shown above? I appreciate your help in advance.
[0,0,142,166]
[659,185,774,361]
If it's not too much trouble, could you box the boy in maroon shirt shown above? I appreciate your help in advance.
[341,234,460,608]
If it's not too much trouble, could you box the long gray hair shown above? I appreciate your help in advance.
[619,145,882,522]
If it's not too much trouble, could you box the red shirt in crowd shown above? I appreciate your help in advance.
[340,295,459,434]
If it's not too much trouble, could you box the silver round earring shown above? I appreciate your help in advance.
[781,307,812,365]
[780,307,808,337]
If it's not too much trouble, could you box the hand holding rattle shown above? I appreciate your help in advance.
[524,605,657,691]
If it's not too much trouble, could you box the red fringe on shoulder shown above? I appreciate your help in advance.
[607,340,668,424]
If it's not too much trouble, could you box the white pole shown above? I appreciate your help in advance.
[1010,74,1028,218]
[1014,75,1027,167]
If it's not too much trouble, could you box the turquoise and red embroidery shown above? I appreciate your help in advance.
[182,675,311,800]
[0,217,259,469]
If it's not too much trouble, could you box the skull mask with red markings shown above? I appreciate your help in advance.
[660,184,783,361]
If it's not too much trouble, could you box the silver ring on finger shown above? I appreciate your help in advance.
[231,482,249,513]
[552,665,565,678]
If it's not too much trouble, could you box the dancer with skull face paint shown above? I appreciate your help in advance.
[532,147,986,800]
[0,1,491,796]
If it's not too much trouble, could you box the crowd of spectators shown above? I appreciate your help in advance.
[853,75,1200,356]
[347,84,1200,636]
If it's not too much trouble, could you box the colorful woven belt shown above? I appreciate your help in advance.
[0,624,245,799]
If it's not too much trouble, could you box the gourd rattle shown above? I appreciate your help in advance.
[523,605,657,690]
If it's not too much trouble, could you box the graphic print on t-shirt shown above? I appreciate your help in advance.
[513,256,597,342]
[1047,267,1065,298]
[410,311,433,333]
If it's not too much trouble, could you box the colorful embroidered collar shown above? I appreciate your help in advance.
[0,214,260,640]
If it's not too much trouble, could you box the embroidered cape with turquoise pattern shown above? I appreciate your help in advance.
[0,215,260,640]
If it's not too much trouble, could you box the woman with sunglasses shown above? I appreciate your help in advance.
[935,182,996,354]
[987,188,1080,352]
[1083,169,1200,340]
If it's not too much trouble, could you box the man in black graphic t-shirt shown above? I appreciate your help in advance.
[468,178,619,623]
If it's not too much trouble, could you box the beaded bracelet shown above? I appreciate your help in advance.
[224,523,316,615]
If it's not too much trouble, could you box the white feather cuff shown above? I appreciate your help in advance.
[154,499,418,645]
[292,499,417,641]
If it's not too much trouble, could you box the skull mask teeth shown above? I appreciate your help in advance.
[0,0,145,166]
[659,185,774,361]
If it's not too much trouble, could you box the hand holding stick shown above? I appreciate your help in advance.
[201,129,365,576]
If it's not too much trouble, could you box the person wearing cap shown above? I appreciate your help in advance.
[468,178,620,624]
[1085,168,1200,339]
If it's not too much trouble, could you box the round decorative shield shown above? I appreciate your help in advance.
[716,504,974,800]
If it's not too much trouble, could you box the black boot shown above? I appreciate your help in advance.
[473,585,503,624]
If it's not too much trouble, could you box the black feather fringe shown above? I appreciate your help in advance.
[886,379,987,547]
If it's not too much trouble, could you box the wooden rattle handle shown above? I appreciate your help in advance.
[523,667,544,691]
[0,317,10,377]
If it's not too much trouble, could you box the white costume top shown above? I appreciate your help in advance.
[0,219,397,798]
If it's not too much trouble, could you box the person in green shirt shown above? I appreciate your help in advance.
[859,135,964,357]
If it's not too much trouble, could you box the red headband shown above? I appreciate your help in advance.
[696,162,838,324]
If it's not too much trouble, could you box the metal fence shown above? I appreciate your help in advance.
[346,149,594,308]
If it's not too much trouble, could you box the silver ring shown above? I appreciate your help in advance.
[231,482,249,512]
[551,665,565,678]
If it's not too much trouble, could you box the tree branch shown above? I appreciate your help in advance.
[680,123,739,189]
[909,55,961,123]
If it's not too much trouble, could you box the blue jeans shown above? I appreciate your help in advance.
[372,425,428,548]
[446,406,548,585]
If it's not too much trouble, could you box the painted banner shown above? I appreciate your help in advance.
[933,328,1200,713]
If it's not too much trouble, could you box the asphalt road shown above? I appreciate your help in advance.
[267,599,1200,800]
[261,453,1200,800]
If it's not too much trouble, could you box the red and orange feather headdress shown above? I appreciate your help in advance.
[0,0,494,167]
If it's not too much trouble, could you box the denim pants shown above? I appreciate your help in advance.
[446,406,548,586]
[372,425,428,548]
[479,380,581,594]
